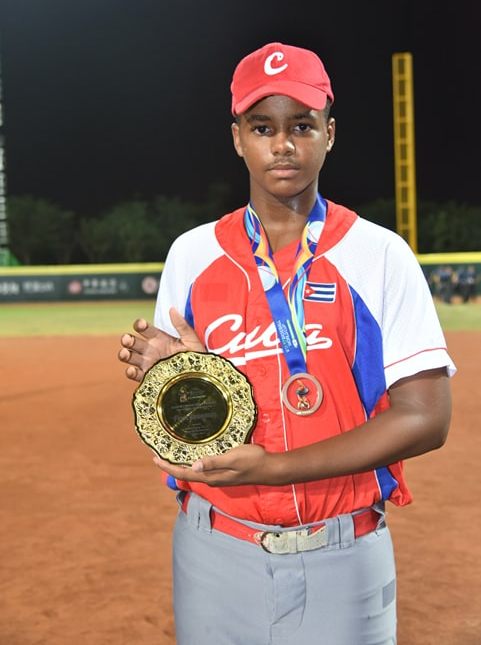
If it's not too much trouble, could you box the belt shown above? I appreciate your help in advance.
[180,493,382,555]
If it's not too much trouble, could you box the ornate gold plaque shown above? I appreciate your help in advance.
[132,351,257,465]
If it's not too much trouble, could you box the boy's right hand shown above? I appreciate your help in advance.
[118,307,205,382]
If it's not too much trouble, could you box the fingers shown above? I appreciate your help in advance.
[125,365,142,382]
[169,308,188,329]
[119,336,149,359]
[153,456,205,482]
[120,333,135,349]
[119,319,166,383]
[118,346,131,362]
[128,319,181,356]
[191,455,218,472]
[130,311,203,353]
[118,345,144,381]
[169,308,205,351]
[120,326,151,357]
[119,315,203,386]
[118,324,153,379]
[133,318,148,332]
[118,346,146,369]
[133,318,162,340]
[191,460,205,472]
[121,320,156,350]
[152,453,236,486]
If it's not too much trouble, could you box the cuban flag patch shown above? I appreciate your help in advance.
[303,281,337,303]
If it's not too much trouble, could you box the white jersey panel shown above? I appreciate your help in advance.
[324,217,455,388]
[154,221,223,335]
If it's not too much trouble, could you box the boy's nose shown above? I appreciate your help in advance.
[271,132,295,155]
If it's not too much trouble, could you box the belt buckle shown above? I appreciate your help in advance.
[258,530,282,554]
[258,525,328,554]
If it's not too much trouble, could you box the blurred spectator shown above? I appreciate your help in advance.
[431,265,455,303]
[455,265,477,303]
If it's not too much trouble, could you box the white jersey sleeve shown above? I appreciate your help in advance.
[380,232,456,387]
[325,217,455,388]
[153,221,223,336]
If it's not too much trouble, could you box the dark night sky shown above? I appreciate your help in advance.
[0,0,479,216]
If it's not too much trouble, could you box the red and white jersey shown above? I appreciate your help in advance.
[154,200,455,526]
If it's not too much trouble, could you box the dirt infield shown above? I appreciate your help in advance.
[1,332,480,645]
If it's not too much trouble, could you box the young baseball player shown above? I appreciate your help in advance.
[119,42,455,644]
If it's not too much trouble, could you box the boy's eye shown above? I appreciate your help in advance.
[294,123,312,133]
[253,125,270,135]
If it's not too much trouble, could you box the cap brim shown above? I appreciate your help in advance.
[233,80,328,115]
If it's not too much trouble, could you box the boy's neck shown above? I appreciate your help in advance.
[249,189,319,253]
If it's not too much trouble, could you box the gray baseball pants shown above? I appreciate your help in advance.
[173,492,397,645]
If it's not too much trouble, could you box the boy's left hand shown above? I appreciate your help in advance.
[119,307,204,382]
[153,444,285,487]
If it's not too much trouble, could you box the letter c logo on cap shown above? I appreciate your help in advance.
[264,52,288,76]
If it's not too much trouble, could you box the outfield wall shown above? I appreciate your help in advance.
[0,263,164,302]
[0,253,480,303]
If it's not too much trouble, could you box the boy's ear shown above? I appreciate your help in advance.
[326,117,336,152]
[231,122,244,158]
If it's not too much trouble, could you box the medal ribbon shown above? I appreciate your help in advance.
[244,195,326,375]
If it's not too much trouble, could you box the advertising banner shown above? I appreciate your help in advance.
[0,264,164,302]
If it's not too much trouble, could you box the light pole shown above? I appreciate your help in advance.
[392,52,417,254]
[0,47,10,265]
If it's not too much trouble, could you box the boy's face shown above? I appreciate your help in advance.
[231,95,335,203]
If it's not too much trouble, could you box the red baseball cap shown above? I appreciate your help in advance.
[231,42,334,116]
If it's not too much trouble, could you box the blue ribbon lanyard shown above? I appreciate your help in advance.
[244,194,327,377]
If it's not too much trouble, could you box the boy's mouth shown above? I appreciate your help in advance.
[268,163,300,178]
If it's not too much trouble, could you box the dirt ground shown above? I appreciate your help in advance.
[0,332,480,645]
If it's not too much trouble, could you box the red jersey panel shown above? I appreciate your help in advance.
[154,200,455,525]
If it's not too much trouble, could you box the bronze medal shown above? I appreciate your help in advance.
[281,372,323,416]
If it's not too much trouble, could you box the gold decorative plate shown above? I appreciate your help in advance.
[132,351,257,465]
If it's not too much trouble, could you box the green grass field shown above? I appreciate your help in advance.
[0,300,156,337]
[433,301,481,331]
[0,299,480,337]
